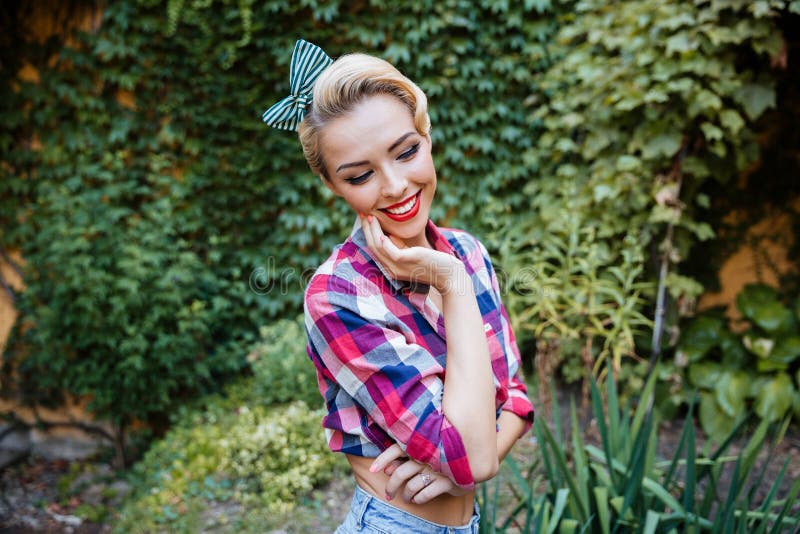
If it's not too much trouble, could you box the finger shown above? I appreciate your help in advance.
[361,214,377,251]
[363,216,392,264]
[402,471,430,503]
[379,231,405,261]
[384,460,425,501]
[383,459,405,476]
[387,234,407,249]
[411,477,453,505]
[369,443,406,474]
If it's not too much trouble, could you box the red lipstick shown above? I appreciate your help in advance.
[379,191,421,222]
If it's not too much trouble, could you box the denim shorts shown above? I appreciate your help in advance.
[335,484,480,534]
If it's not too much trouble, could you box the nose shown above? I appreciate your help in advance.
[381,166,408,200]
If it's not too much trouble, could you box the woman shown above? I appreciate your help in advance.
[263,40,534,534]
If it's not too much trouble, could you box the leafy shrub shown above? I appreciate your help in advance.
[242,316,321,408]
[496,0,793,386]
[2,0,561,434]
[676,283,800,441]
[114,393,342,532]
[481,368,800,532]
[498,210,654,389]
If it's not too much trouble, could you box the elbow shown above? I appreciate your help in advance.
[471,455,500,483]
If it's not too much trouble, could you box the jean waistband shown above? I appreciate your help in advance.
[350,484,480,533]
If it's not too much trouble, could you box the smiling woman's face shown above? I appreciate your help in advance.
[319,94,436,249]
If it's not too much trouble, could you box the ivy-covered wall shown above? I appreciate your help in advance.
[1,0,797,438]
[0,0,559,432]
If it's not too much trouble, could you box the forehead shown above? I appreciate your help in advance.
[319,94,416,164]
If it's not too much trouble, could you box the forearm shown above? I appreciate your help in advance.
[496,410,527,463]
[439,268,498,481]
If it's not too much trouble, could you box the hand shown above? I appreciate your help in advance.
[360,214,466,295]
[370,444,469,504]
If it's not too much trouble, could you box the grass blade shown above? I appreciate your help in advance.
[593,486,610,534]
[643,510,659,534]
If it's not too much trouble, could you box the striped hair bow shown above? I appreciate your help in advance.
[262,39,333,131]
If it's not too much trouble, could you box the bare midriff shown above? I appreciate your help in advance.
[346,454,475,526]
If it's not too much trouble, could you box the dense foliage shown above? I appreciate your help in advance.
[497,0,798,392]
[0,0,558,429]
[114,316,344,532]
[1,0,798,440]
[676,283,800,441]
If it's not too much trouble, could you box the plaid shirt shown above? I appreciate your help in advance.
[304,218,534,489]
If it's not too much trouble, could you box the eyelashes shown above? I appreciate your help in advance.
[398,143,419,160]
[344,143,420,185]
[346,172,372,185]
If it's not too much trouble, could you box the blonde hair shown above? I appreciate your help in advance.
[297,53,430,180]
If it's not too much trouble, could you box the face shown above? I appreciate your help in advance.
[319,94,436,249]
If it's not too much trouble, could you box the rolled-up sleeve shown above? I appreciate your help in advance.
[305,273,475,489]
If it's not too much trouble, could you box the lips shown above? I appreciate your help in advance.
[379,191,422,222]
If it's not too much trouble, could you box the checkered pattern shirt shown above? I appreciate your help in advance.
[304,218,534,489]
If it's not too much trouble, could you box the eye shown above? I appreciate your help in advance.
[398,143,420,160]
[345,171,372,185]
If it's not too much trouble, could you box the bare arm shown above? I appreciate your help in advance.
[374,410,529,504]
[496,411,527,462]
[362,215,498,481]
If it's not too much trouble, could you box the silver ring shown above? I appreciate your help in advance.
[420,470,433,487]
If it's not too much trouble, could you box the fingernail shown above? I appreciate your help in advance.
[367,215,373,222]
[359,212,364,218]
[380,235,385,242]
[369,464,377,473]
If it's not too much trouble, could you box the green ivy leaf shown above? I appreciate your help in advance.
[756,358,788,373]
[736,284,794,332]
[678,315,725,363]
[642,132,683,159]
[688,361,722,389]
[743,335,775,358]
[714,370,748,418]
[733,82,776,120]
[754,373,795,422]
[719,109,745,135]
[719,330,748,367]
[699,392,737,443]
[768,335,800,365]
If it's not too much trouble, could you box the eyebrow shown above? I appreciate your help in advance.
[335,131,417,173]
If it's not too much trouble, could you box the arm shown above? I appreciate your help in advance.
[496,410,527,462]
[374,410,528,504]
[362,215,498,481]
[305,275,476,489]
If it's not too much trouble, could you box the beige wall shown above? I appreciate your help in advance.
[698,200,799,321]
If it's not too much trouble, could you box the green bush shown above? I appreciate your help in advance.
[2,0,796,437]
[676,283,800,441]
[113,314,340,531]
[243,316,321,408]
[1,0,559,432]
[114,393,342,532]
[496,0,794,386]
[480,368,800,532]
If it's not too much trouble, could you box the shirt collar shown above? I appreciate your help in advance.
[349,217,461,294]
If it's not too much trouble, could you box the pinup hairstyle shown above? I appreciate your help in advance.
[297,53,430,180]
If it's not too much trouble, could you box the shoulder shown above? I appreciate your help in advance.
[304,238,384,314]
[437,225,493,266]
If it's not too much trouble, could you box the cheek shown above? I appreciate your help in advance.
[343,185,379,211]
[411,152,436,180]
